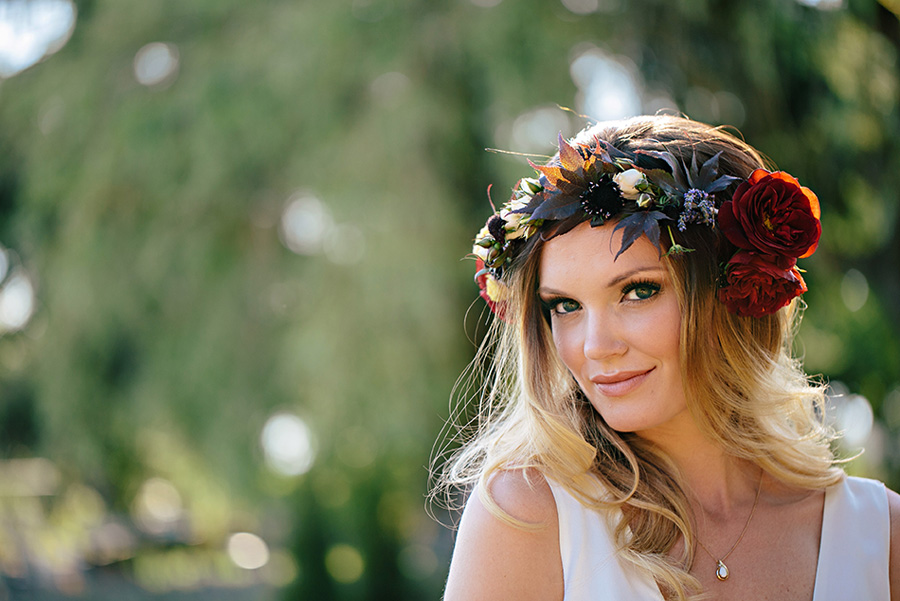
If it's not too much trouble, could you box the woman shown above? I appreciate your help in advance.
[436,116,899,600]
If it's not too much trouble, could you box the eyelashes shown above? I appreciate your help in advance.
[621,279,661,301]
[539,278,663,317]
[540,297,581,316]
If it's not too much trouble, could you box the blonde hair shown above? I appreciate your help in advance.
[432,116,842,600]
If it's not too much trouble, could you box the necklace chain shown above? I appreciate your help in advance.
[694,470,763,582]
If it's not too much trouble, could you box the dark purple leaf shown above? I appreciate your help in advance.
[644,150,688,191]
[697,152,721,187]
[689,152,701,182]
[531,196,583,221]
[707,174,741,193]
[596,139,632,162]
[643,169,679,195]
[612,211,668,259]
[542,215,584,239]
[632,152,670,171]
[513,190,548,214]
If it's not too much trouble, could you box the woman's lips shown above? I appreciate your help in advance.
[590,368,654,397]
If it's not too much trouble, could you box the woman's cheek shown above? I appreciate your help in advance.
[552,324,583,374]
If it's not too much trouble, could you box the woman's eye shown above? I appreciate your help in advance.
[558,299,581,313]
[544,298,580,315]
[622,282,660,301]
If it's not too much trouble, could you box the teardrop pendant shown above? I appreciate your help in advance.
[715,560,729,581]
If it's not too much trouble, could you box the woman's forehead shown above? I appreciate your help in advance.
[539,222,665,286]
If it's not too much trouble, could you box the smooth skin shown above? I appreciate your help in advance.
[443,470,563,601]
[444,222,900,600]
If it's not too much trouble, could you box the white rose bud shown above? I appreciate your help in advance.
[613,169,646,200]
[474,225,492,244]
[501,212,527,240]
[519,177,542,195]
[472,243,492,262]
[506,197,530,212]
[636,193,653,208]
[500,208,523,225]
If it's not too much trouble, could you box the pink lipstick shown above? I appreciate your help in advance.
[590,368,654,397]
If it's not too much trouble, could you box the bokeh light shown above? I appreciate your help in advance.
[279,193,333,256]
[840,268,869,312]
[261,412,316,477]
[561,0,621,13]
[0,0,76,78]
[570,46,642,121]
[0,457,59,495]
[827,382,875,448]
[131,477,184,535]
[0,271,35,333]
[325,544,365,584]
[561,0,599,15]
[227,532,270,570]
[796,0,845,9]
[509,106,571,152]
[133,42,179,87]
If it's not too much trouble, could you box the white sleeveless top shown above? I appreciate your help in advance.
[546,476,890,600]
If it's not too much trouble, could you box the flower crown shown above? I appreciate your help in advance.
[473,133,821,319]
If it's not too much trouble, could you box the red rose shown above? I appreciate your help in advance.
[718,169,821,259]
[717,251,807,318]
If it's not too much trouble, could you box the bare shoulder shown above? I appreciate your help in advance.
[889,484,900,522]
[443,468,563,601]
[488,467,559,524]
[888,486,900,601]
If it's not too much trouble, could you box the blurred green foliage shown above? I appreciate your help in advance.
[0,0,897,598]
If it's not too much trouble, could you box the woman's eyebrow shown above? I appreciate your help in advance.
[606,266,666,288]
[537,286,567,297]
[538,266,666,298]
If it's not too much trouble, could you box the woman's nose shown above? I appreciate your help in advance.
[582,314,627,360]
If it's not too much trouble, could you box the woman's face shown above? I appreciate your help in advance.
[538,221,688,438]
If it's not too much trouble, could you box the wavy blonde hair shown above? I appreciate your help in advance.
[432,116,842,600]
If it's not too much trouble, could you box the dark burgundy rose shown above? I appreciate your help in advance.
[717,251,807,318]
[486,215,506,244]
[718,170,821,259]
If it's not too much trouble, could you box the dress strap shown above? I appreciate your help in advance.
[812,476,890,601]
[546,478,663,600]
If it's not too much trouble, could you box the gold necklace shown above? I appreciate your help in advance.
[694,470,763,582]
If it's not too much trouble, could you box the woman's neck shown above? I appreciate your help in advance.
[636,413,761,515]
